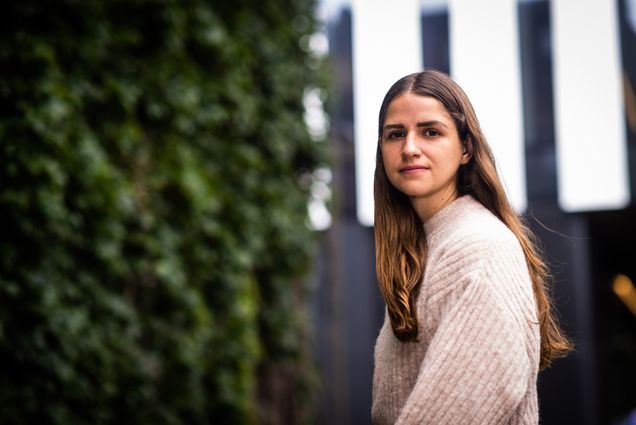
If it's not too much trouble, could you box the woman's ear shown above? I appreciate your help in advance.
[461,136,473,164]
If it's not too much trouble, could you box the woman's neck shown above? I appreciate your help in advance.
[410,187,459,223]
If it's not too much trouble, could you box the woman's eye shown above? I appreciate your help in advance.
[387,131,405,139]
[424,128,440,137]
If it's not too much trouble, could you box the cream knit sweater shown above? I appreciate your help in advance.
[372,195,540,425]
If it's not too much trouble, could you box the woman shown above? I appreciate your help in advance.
[371,70,572,425]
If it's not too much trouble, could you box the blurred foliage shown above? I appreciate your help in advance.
[0,0,327,423]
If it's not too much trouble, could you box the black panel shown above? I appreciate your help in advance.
[421,8,450,74]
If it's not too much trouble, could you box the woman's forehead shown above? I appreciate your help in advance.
[385,93,452,122]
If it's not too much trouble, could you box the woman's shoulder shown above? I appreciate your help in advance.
[436,196,518,252]
[423,197,526,284]
[422,197,531,304]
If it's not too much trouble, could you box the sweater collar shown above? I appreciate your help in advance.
[423,195,479,241]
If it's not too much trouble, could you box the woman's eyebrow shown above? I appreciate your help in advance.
[383,120,449,131]
[416,120,449,129]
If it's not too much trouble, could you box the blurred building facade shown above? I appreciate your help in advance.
[313,0,636,424]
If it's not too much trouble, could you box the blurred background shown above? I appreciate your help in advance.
[1,0,635,424]
[315,0,636,424]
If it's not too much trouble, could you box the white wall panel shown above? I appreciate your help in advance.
[551,0,630,211]
[351,0,422,226]
[449,0,527,212]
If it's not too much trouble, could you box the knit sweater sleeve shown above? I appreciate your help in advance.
[395,237,538,425]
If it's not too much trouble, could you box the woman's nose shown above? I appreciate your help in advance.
[401,132,420,158]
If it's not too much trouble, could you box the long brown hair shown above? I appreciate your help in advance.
[374,70,572,369]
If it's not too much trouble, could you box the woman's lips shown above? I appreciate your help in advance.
[399,165,429,174]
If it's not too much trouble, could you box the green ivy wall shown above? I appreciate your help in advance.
[0,1,327,424]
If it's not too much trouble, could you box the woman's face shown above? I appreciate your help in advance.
[381,92,469,212]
